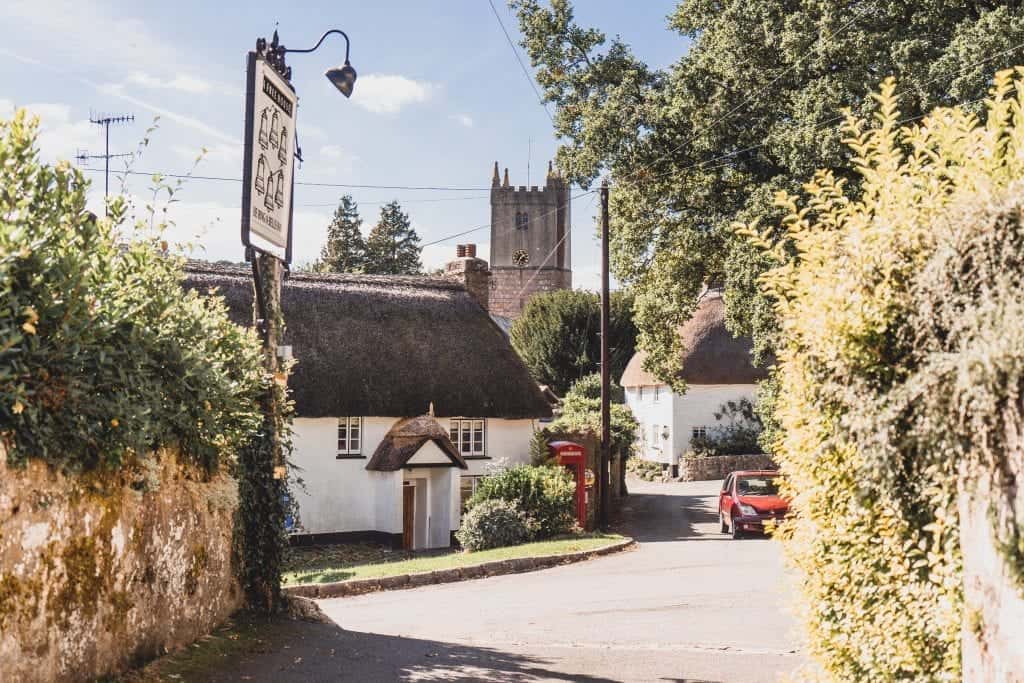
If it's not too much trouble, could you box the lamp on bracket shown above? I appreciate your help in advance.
[281,29,357,97]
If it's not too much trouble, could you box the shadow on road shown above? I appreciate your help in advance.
[616,482,722,543]
[134,613,621,682]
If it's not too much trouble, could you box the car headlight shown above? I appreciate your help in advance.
[738,503,758,516]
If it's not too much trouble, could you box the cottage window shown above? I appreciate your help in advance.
[460,475,483,510]
[653,385,661,403]
[450,418,486,457]
[650,424,660,447]
[337,417,362,457]
[638,386,645,401]
[691,426,707,440]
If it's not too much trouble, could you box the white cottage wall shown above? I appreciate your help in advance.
[291,416,537,539]
[671,384,758,460]
[625,386,676,465]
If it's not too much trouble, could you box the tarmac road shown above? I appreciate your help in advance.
[313,478,802,682]
[187,478,801,682]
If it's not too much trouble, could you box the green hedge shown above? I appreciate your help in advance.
[468,465,576,540]
[0,110,263,472]
[456,499,531,551]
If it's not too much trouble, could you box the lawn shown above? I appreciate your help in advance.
[282,533,626,586]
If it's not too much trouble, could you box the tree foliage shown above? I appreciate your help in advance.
[0,110,264,472]
[741,70,1024,680]
[364,200,422,275]
[314,194,366,274]
[555,373,637,456]
[509,289,637,395]
[512,0,1024,388]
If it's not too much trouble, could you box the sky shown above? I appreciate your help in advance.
[0,0,686,290]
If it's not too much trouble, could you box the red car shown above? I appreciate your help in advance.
[718,470,788,539]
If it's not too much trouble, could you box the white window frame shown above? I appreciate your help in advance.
[337,416,362,456]
[653,385,661,403]
[638,386,645,401]
[691,426,707,440]
[450,418,486,457]
[460,475,483,509]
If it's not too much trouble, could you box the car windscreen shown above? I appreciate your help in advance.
[736,476,780,496]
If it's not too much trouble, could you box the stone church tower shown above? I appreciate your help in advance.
[488,161,572,320]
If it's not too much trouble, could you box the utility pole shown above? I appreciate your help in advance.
[76,111,134,213]
[599,178,611,530]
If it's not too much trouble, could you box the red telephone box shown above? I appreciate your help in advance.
[548,441,587,529]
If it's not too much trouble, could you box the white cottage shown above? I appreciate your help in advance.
[621,289,766,477]
[185,259,552,549]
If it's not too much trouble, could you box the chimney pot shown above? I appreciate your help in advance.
[465,243,476,258]
[456,244,467,258]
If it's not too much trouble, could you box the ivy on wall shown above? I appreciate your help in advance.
[741,70,1024,679]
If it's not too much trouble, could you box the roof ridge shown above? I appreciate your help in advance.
[184,259,464,292]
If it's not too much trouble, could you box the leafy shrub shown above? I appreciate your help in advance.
[687,399,763,456]
[625,458,664,481]
[468,464,576,539]
[456,499,530,551]
[554,373,637,457]
[738,72,1024,679]
[0,110,263,472]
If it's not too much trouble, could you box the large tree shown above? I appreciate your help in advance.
[510,289,637,396]
[314,195,366,274]
[364,200,422,275]
[512,0,1024,387]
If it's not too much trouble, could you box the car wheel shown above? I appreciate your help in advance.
[730,513,744,540]
[720,512,729,534]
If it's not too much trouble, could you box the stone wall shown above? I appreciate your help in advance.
[490,266,572,320]
[0,450,242,682]
[678,454,777,482]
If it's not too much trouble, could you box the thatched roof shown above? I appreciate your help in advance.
[366,416,467,471]
[183,262,552,419]
[620,291,766,387]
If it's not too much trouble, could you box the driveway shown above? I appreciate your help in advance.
[189,479,801,682]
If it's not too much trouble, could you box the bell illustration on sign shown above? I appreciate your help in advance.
[269,110,280,150]
[264,172,276,211]
[258,108,269,149]
[274,170,285,209]
[255,154,267,194]
[278,127,288,164]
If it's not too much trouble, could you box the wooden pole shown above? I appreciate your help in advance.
[599,179,611,530]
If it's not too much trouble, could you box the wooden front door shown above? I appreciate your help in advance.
[402,483,415,550]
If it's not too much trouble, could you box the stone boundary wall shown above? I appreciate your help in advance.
[0,450,242,682]
[678,454,777,482]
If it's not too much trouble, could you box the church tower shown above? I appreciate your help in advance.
[488,161,572,320]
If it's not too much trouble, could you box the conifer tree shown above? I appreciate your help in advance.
[314,195,366,274]
[364,200,422,275]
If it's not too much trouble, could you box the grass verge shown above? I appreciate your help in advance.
[282,533,626,586]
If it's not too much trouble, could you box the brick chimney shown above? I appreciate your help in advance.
[445,243,490,311]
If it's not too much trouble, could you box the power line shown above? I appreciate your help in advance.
[487,0,556,127]
[80,167,491,192]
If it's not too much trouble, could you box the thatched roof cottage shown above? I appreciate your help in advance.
[620,288,766,476]
[185,257,550,549]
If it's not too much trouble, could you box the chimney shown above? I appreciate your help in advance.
[445,244,490,312]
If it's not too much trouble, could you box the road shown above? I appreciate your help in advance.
[193,479,801,682]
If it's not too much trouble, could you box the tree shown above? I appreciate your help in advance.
[512,0,1024,387]
[741,72,1024,680]
[363,200,422,275]
[314,195,365,273]
[509,289,637,396]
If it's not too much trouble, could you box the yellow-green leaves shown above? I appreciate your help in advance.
[741,70,1024,679]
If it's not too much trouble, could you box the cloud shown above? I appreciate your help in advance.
[352,74,433,114]
[125,72,238,97]
[451,114,474,128]
[172,142,242,167]
[95,82,237,146]
[0,99,105,165]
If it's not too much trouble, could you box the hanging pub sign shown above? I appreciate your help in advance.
[241,50,297,263]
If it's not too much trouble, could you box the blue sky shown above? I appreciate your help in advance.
[0,0,685,289]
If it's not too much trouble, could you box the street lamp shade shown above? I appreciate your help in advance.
[326,61,357,98]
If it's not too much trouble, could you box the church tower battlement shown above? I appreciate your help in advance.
[488,161,572,320]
